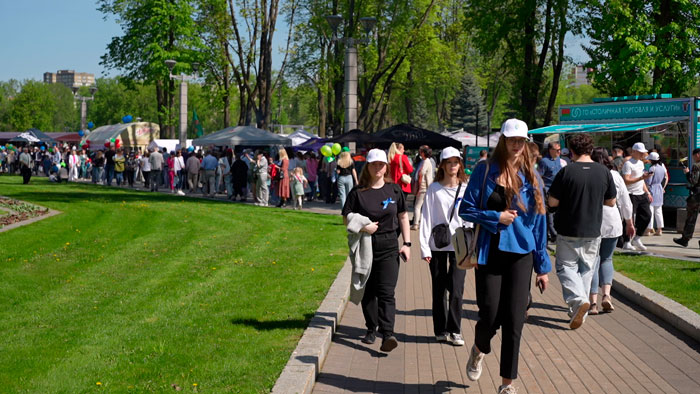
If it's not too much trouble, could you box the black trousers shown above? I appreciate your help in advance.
[474,246,533,380]
[21,165,32,184]
[682,194,700,240]
[362,232,400,336]
[429,250,466,336]
[623,194,651,242]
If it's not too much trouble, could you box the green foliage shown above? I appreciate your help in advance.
[6,81,78,132]
[450,70,488,134]
[584,0,700,96]
[0,177,347,392]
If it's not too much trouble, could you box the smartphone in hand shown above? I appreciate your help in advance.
[536,279,545,294]
[399,252,407,262]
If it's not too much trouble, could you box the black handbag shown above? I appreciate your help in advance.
[430,183,463,248]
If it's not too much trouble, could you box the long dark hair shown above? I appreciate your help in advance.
[591,147,614,170]
[491,136,546,214]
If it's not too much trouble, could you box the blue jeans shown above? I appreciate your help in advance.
[115,172,124,186]
[105,164,115,186]
[590,237,617,293]
[337,174,354,208]
[92,167,104,184]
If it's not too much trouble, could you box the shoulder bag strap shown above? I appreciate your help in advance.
[447,183,462,223]
[398,154,404,174]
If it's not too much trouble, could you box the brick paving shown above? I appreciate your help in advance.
[313,240,700,394]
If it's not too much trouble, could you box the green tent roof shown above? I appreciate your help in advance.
[528,121,673,134]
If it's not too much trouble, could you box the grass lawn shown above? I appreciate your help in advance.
[0,175,347,393]
[614,253,700,315]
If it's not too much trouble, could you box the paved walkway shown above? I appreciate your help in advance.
[312,238,700,394]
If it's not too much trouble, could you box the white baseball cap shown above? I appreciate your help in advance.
[440,146,462,161]
[632,142,648,153]
[500,118,529,138]
[366,148,388,163]
[647,152,659,161]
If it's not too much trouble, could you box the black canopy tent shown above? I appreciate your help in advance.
[374,124,461,149]
[329,129,392,146]
[9,128,57,145]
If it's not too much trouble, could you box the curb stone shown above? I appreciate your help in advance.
[271,258,351,394]
[613,272,700,343]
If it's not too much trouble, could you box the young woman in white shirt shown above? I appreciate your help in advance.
[589,147,634,314]
[419,146,471,346]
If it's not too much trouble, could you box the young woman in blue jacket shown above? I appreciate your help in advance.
[458,119,551,394]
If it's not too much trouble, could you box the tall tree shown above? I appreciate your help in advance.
[8,81,59,131]
[465,0,580,127]
[99,0,202,138]
[584,0,700,96]
[450,71,487,134]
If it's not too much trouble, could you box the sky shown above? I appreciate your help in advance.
[0,0,590,82]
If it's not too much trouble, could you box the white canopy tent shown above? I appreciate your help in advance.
[287,129,316,146]
[192,125,292,146]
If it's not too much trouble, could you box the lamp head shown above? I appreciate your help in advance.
[191,62,200,73]
[325,15,343,35]
[89,86,98,96]
[71,86,79,95]
[359,17,377,34]
[164,59,177,71]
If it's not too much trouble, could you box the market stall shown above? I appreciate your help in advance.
[84,122,160,151]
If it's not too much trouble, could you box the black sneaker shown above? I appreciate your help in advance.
[673,237,689,247]
[380,335,398,352]
[361,331,376,344]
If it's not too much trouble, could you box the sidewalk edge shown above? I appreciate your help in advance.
[271,258,351,394]
[613,272,700,343]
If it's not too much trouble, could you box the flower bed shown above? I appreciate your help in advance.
[0,197,49,228]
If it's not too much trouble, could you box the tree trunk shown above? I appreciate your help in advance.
[544,4,566,127]
[652,0,671,91]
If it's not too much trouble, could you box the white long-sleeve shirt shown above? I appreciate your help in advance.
[419,181,473,259]
[600,170,633,238]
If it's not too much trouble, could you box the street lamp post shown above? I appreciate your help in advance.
[72,86,97,132]
[165,60,199,150]
[326,15,377,135]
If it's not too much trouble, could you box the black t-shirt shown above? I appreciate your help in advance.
[105,150,115,166]
[549,161,616,238]
[338,162,354,176]
[342,183,406,235]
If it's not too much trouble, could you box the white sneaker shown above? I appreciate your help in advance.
[569,301,590,330]
[447,333,465,346]
[177,190,185,196]
[466,345,485,381]
[498,384,518,394]
[631,237,647,251]
[622,242,636,251]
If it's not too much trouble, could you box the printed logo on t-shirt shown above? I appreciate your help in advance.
[382,198,396,210]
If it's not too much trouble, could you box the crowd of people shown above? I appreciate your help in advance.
[340,119,700,394]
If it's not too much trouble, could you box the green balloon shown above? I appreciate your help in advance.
[320,145,332,157]
[332,143,342,155]
[326,156,334,162]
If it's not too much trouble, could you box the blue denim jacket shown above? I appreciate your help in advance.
[458,160,551,274]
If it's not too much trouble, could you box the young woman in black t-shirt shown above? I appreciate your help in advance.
[342,149,411,353]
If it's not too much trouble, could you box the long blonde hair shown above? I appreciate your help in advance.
[337,151,353,168]
[388,142,403,163]
[278,148,289,161]
[491,136,545,214]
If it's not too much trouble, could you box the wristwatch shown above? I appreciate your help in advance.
[403,242,412,247]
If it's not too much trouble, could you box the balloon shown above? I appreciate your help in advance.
[332,143,342,155]
[78,130,85,137]
[320,145,332,157]
[48,148,54,153]
[110,138,116,143]
[87,121,94,129]
[341,146,350,152]
[465,168,472,175]
[326,156,334,162]
[60,162,66,167]
[105,142,111,148]
[122,115,133,123]
[40,146,45,151]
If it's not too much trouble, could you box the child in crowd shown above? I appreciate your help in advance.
[291,166,308,210]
